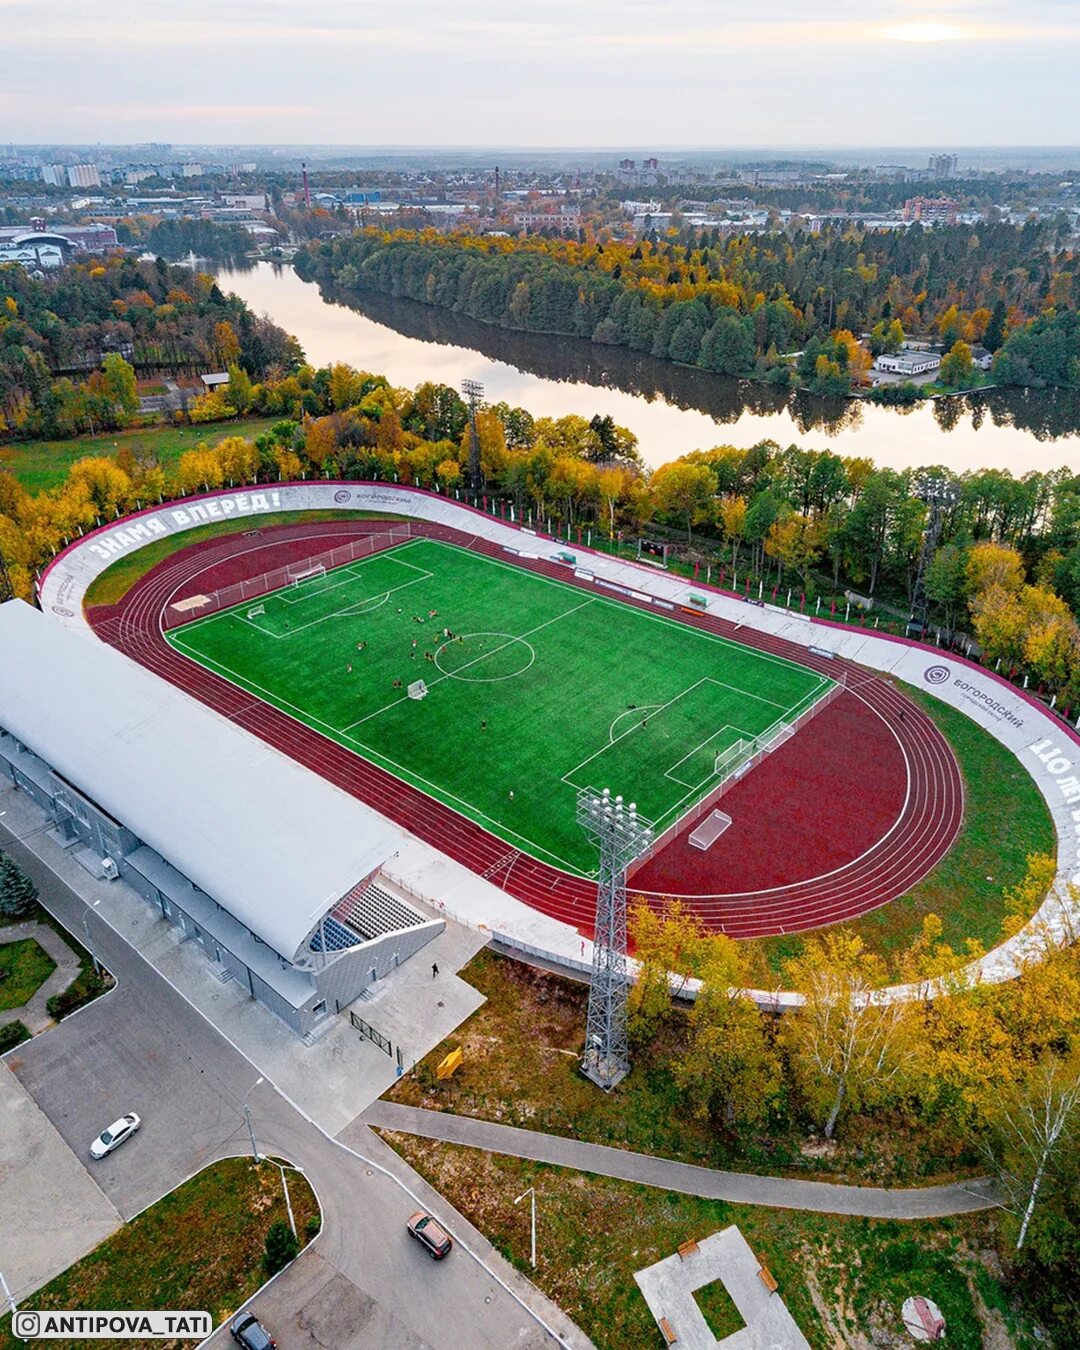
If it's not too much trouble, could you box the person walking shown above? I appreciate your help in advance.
[432,962,439,979]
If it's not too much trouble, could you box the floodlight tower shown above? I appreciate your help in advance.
[907,473,960,639]
[461,378,484,495]
[577,787,654,1091]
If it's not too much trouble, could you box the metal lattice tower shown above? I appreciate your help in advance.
[907,474,960,638]
[461,378,484,494]
[577,787,654,1091]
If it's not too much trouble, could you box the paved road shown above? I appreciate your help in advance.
[362,1102,1001,1220]
[0,816,588,1350]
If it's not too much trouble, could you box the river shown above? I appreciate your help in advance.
[218,261,1080,476]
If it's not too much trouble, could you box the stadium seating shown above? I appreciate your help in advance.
[334,880,428,941]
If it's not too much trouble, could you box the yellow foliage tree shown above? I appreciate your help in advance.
[781,932,915,1138]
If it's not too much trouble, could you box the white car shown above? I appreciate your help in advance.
[90,1112,140,1160]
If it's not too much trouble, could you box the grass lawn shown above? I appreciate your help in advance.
[0,1156,319,1350]
[1,904,113,1022]
[168,538,832,874]
[378,1133,1041,1350]
[0,1020,30,1053]
[694,1278,745,1339]
[754,684,1056,973]
[388,950,978,1184]
[0,938,56,1010]
[83,508,403,608]
[0,416,279,493]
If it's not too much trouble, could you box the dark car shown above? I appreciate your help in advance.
[229,1312,276,1349]
[406,1210,453,1259]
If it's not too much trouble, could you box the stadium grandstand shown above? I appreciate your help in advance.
[0,600,442,1038]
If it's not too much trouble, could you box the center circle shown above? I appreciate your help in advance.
[434,631,536,682]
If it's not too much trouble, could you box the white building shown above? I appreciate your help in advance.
[67,164,102,188]
[874,351,941,376]
[0,241,64,270]
[0,601,442,1038]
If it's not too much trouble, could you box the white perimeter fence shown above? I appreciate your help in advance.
[163,524,415,629]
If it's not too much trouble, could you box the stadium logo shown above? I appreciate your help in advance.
[51,606,74,618]
[333,490,352,504]
[923,665,951,686]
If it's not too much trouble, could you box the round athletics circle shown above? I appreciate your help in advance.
[434,631,536,682]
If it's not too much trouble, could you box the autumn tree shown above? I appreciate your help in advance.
[985,1054,1080,1251]
[649,460,715,545]
[65,456,133,518]
[718,495,748,569]
[966,540,1025,597]
[675,939,781,1127]
[176,446,224,494]
[99,354,139,420]
[939,340,978,390]
[781,933,914,1138]
[764,513,825,592]
[627,898,708,1047]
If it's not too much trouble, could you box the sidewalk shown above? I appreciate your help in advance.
[0,783,486,1136]
[0,919,81,1035]
[360,1102,999,1219]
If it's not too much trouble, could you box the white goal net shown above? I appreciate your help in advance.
[714,738,753,777]
[289,563,326,586]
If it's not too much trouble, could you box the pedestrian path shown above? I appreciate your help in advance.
[361,1101,998,1219]
[0,919,82,1035]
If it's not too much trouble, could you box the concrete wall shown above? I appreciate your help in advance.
[312,917,445,1015]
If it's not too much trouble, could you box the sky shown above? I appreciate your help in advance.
[2,0,1078,149]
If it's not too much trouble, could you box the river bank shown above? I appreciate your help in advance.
[216,262,1080,474]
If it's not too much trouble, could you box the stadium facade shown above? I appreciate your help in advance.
[0,600,441,1037]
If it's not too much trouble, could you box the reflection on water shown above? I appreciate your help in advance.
[219,262,1080,475]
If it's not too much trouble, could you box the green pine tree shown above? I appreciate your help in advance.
[263,1220,299,1276]
[0,852,37,918]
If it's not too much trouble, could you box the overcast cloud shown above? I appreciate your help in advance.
[2,0,1077,146]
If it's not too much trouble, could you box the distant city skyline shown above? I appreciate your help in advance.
[2,1,1078,148]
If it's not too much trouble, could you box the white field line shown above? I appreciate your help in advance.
[280,553,434,608]
[212,563,435,641]
[562,677,736,787]
[170,536,835,873]
[166,626,595,878]
[663,723,757,790]
[341,597,595,733]
[421,537,831,686]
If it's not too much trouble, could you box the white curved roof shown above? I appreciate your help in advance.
[0,600,399,961]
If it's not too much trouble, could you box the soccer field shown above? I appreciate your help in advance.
[167,539,834,876]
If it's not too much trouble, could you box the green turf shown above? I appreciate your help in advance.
[0,416,278,493]
[167,539,832,875]
[83,508,405,608]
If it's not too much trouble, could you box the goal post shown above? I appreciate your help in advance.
[714,738,752,777]
[289,562,326,586]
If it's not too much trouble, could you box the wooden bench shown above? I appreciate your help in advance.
[758,1266,779,1294]
[658,1317,678,1345]
[676,1238,698,1261]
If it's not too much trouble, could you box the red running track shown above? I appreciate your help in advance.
[87,518,964,940]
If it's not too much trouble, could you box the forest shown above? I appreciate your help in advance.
[0,255,301,438]
[3,363,1080,706]
[297,223,1080,395]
